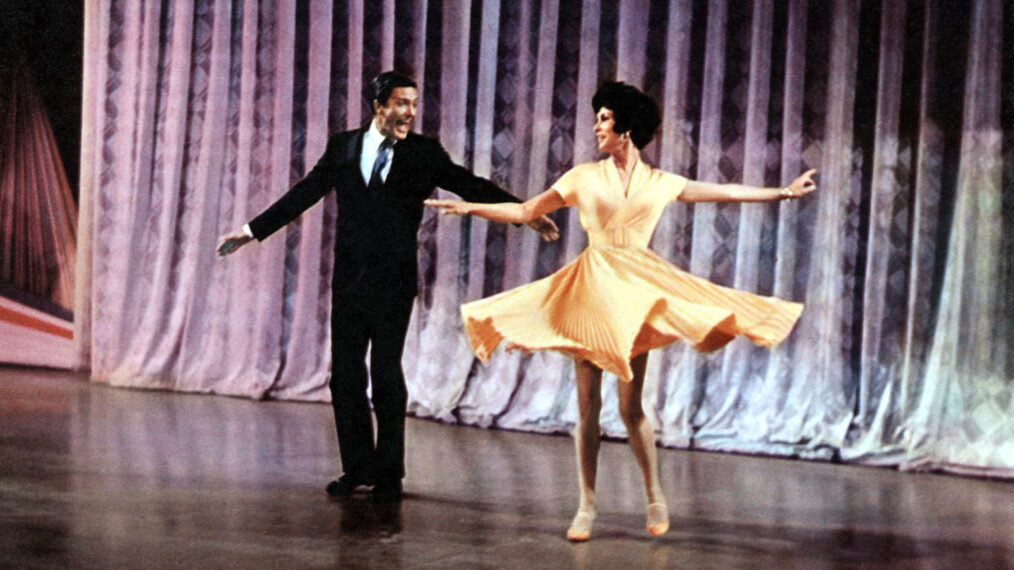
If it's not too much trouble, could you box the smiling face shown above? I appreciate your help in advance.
[594,107,625,155]
[374,86,419,140]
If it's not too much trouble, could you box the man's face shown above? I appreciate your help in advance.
[374,87,419,140]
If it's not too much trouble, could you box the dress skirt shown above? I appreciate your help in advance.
[461,244,804,382]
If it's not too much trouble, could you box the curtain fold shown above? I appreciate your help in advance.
[77,0,1014,477]
[899,0,1013,475]
[0,39,78,312]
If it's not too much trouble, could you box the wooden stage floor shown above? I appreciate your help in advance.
[2,366,1013,568]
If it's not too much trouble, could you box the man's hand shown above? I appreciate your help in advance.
[527,215,559,242]
[216,230,253,257]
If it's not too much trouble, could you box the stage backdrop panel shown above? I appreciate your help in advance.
[76,0,1014,477]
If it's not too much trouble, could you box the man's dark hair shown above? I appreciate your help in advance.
[590,81,661,150]
[370,71,417,107]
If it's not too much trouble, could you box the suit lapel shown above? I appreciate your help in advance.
[350,127,368,191]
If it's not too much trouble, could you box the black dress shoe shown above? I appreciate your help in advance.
[326,475,373,497]
[369,481,402,504]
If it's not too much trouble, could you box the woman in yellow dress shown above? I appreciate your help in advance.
[426,81,817,541]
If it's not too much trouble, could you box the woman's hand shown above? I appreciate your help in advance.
[782,168,818,200]
[424,198,472,216]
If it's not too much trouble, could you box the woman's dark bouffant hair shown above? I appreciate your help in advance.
[591,81,661,150]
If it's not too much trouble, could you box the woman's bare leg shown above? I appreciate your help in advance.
[617,352,668,535]
[568,359,603,541]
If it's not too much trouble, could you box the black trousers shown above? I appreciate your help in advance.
[329,295,415,483]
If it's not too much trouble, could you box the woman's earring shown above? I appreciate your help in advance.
[622,132,629,140]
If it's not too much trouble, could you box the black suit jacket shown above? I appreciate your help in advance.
[248,127,520,302]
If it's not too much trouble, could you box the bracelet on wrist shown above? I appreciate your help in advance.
[780,187,793,199]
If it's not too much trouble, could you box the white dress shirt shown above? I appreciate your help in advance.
[360,121,396,185]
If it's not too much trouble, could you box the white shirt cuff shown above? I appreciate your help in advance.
[242,224,254,238]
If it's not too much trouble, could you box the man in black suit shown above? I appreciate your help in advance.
[217,71,557,503]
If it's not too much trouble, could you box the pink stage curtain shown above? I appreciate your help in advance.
[76,0,1014,477]
[0,47,77,311]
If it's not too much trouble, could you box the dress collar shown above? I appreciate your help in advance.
[603,157,646,199]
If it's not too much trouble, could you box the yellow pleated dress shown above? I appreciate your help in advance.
[461,159,804,382]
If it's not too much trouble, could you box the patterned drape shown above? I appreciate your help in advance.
[76,0,1014,477]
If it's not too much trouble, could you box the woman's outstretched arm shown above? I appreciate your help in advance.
[679,168,818,203]
[425,187,567,226]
